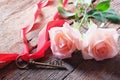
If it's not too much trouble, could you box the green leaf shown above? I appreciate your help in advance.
[59,0,63,4]
[92,12,105,22]
[75,13,79,22]
[80,7,84,13]
[87,10,97,15]
[57,6,75,18]
[102,9,120,22]
[96,0,110,11]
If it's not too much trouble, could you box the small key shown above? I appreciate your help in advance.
[16,56,66,70]
[29,59,67,70]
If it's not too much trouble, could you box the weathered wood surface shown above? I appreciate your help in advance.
[0,0,120,80]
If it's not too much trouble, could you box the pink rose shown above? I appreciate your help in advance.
[49,22,82,59]
[81,23,119,61]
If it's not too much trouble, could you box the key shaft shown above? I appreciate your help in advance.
[30,60,66,69]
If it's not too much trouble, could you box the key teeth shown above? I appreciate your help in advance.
[49,59,63,66]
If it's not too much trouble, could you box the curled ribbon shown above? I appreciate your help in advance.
[0,0,67,68]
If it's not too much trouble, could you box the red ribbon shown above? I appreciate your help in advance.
[0,0,67,68]
[63,0,68,7]
[0,0,49,65]
[21,20,66,61]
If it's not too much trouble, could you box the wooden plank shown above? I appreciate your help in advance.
[64,0,120,80]
[64,54,120,80]
[0,0,59,68]
[0,0,38,53]
[0,50,83,80]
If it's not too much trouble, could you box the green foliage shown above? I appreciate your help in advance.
[102,9,120,22]
[58,0,120,28]
[59,0,63,4]
[75,13,79,22]
[87,9,120,22]
[91,12,105,22]
[96,0,110,12]
[57,6,75,18]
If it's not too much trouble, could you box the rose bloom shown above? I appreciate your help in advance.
[81,23,119,61]
[49,22,82,59]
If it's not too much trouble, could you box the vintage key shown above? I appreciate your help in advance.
[16,56,66,70]
[29,59,67,70]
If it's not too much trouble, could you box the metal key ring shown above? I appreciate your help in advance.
[15,56,29,69]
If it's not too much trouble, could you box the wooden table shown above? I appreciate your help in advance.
[0,0,120,80]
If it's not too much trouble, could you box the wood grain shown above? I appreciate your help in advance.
[0,0,120,80]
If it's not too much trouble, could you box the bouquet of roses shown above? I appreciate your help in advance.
[0,0,119,68]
